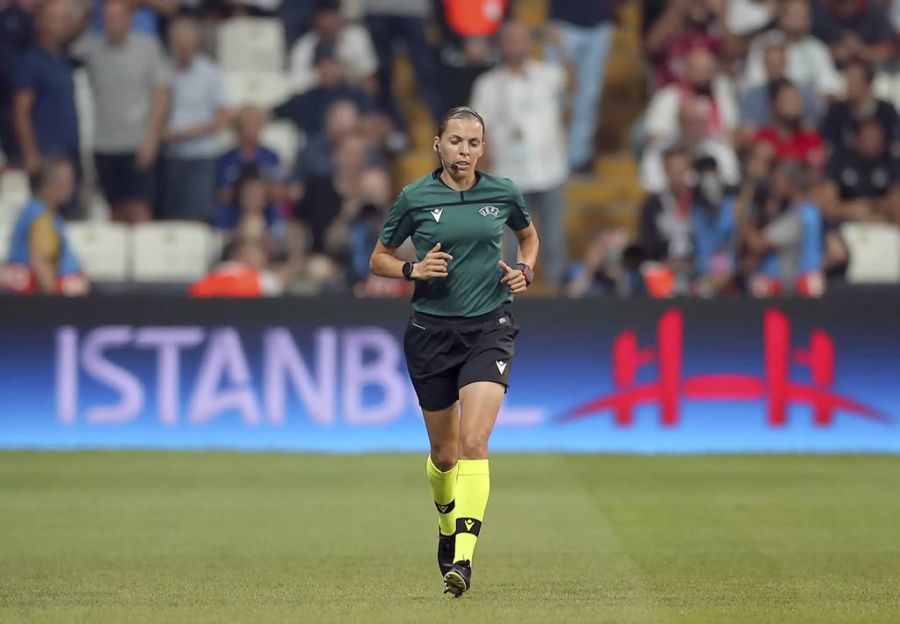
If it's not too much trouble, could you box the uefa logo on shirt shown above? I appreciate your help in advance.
[479,205,500,218]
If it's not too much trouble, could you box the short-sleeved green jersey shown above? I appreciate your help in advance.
[379,169,532,317]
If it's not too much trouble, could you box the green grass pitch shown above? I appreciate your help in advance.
[2,452,899,623]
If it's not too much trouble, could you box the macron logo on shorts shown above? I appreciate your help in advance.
[431,208,443,223]
[496,361,507,374]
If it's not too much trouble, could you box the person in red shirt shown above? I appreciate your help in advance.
[753,80,825,167]
[189,237,294,298]
[644,0,729,87]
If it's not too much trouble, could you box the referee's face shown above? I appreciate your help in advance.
[435,118,485,175]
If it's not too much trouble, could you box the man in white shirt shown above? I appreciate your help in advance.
[288,0,376,95]
[471,21,570,287]
[642,46,739,147]
[163,17,231,221]
[743,0,841,98]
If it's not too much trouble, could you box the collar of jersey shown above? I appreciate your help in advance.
[432,167,482,192]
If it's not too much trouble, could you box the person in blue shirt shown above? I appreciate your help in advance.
[12,0,79,181]
[274,39,375,139]
[213,165,287,256]
[634,146,737,297]
[742,159,825,297]
[217,106,284,206]
[2,158,87,295]
[0,0,36,162]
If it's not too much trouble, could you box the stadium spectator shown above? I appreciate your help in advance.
[822,117,900,223]
[2,158,88,295]
[217,106,284,206]
[12,0,80,182]
[214,166,287,254]
[288,0,376,95]
[89,0,177,36]
[642,46,739,148]
[335,167,392,288]
[548,0,623,172]
[0,0,37,163]
[564,228,632,298]
[471,20,572,288]
[644,0,729,87]
[162,16,230,221]
[364,0,442,146]
[433,0,507,114]
[811,0,894,66]
[743,1,842,98]
[820,58,899,151]
[641,99,740,193]
[635,146,737,297]
[74,0,170,223]
[276,39,375,139]
[752,80,826,167]
[739,39,821,135]
[292,131,390,289]
[292,99,384,186]
[741,160,825,297]
[189,236,295,297]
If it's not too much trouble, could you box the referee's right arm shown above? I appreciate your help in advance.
[370,190,452,280]
[370,241,451,281]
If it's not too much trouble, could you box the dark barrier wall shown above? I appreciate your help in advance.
[0,295,898,452]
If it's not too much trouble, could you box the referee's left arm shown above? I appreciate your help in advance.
[513,223,539,270]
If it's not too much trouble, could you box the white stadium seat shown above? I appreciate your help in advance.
[132,222,216,283]
[0,170,31,214]
[132,222,215,283]
[0,221,11,262]
[224,71,289,109]
[65,222,130,282]
[261,120,302,170]
[217,18,286,72]
[841,222,900,284]
[0,197,25,226]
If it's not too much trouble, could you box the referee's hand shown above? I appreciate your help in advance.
[499,260,527,294]
[412,242,453,280]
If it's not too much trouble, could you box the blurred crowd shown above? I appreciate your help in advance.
[1,0,899,298]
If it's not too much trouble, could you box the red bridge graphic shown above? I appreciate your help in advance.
[561,309,888,428]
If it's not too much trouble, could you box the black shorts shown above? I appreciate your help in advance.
[403,307,519,412]
[95,152,155,204]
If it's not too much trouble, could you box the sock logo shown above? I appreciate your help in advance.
[434,499,455,514]
[431,208,443,223]
[496,360,507,374]
[456,517,482,535]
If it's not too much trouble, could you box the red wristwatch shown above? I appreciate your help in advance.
[515,263,534,286]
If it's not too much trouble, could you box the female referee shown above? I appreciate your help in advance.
[369,106,539,597]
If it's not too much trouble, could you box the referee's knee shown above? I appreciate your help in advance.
[459,434,488,460]
[430,443,458,471]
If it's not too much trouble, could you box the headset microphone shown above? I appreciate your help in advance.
[436,145,459,171]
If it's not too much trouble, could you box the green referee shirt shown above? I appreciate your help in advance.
[379,168,532,317]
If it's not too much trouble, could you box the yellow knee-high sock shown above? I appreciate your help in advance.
[453,459,490,563]
[426,455,458,536]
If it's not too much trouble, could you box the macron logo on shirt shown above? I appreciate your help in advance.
[431,208,443,223]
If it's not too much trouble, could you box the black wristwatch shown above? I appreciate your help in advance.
[402,261,416,281]
[515,263,534,286]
